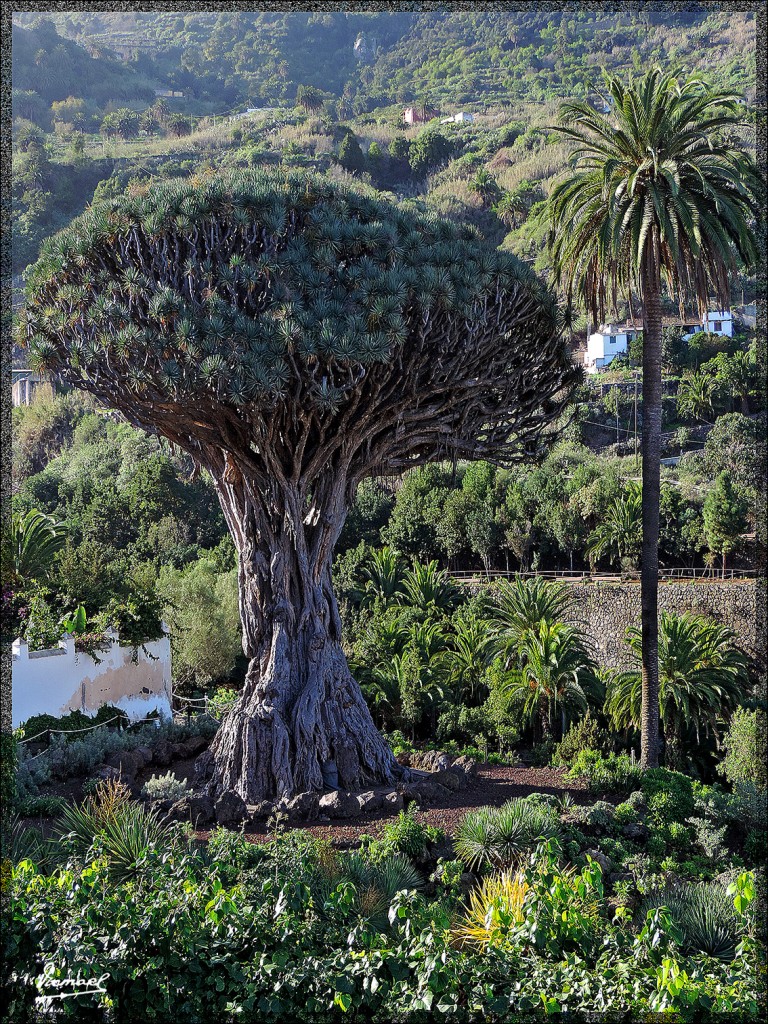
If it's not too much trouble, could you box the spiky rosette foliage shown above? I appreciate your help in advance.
[20,170,578,803]
[22,169,577,478]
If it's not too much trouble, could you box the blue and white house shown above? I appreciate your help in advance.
[586,310,734,373]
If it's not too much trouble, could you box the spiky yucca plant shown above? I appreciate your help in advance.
[454,798,562,871]
[452,870,528,949]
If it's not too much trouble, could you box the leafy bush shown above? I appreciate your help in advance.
[614,802,638,826]
[454,799,561,871]
[208,686,240,720]
[375,804,431,859]
[640,768,695,824]
[550,715,611,768]
[20,704,129,742]
[567,751,642,796]
[686,815,729,861]
[571,800,617,834]
[16,795,67,818]
[714,707,767,803]
[141,771,189,803]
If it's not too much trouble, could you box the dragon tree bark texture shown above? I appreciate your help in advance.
[22,171,578,801]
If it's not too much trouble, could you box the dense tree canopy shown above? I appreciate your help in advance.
[22,169,576,801]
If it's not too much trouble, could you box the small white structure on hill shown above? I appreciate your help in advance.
[585,324,640,373]
[586,310,735,373]
[441,111,475,124]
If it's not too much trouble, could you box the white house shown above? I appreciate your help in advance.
[440,112,475,124]
[688,310,733,339]
[586,310,734,372]
[585,324,640,373]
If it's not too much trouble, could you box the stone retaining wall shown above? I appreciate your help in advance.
[564,579,760,670]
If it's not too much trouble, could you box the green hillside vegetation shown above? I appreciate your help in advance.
[10,10,757,306]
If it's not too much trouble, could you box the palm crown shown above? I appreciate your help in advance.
[549,66,762,324]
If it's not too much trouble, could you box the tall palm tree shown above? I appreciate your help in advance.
[548,67,762,768]
[503,620,602,740]
[606,612,748,770]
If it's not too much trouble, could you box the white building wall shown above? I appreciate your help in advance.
[12,628,172,728]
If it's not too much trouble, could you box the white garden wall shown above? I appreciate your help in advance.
[12,627,172,728]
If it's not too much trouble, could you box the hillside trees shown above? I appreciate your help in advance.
[22,170,576,801]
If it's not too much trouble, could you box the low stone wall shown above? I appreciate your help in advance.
[564,579,760,670]
[11,629,172,728]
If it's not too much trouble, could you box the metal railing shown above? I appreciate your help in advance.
[449,568,758,583]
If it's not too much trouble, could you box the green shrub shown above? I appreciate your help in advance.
[567,751,642,796]
[614,803,638,826]
[572,800,616,834]
[141,771,189,803]
[640,768,695,825]
[454,798,561,871]
[377,805,431,859]
[718,708,766,790]
[638,881,744,960]
[550,715,610,768]
[686,816,729,862]
[16,795,67,818]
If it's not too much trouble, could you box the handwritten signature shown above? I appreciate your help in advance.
[37,971,110,1001]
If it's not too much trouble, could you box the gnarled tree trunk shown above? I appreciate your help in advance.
[205,466,401,802]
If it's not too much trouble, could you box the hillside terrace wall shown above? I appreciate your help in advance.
[563,578,760,671]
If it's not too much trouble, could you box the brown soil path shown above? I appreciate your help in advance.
[195,765,590,846]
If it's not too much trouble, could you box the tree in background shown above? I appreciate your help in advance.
[548,66,762,768]
[337,132,366,174]
[585,483,642,571]
[607,612,748,769]
[22,170,576,801]
[703,471,749,577]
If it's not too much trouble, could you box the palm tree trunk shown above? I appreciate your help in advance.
[639,238,662,769]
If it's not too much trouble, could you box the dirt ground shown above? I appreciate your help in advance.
[194,764,591,846]
[27,758,590,849]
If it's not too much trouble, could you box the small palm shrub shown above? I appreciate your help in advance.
[315,852,423,931]
[55,779,169,879]
[452,870,528,949]
[454,798,562,871]
[638,881,743,960]
[141,771,190,803]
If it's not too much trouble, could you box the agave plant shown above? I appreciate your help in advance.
[452,870,528,949]
[638,881,743,960]
[454,798,562,871]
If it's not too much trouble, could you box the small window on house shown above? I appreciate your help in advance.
[714,321,722,332]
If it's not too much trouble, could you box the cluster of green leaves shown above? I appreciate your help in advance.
[7,807,761,1020]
